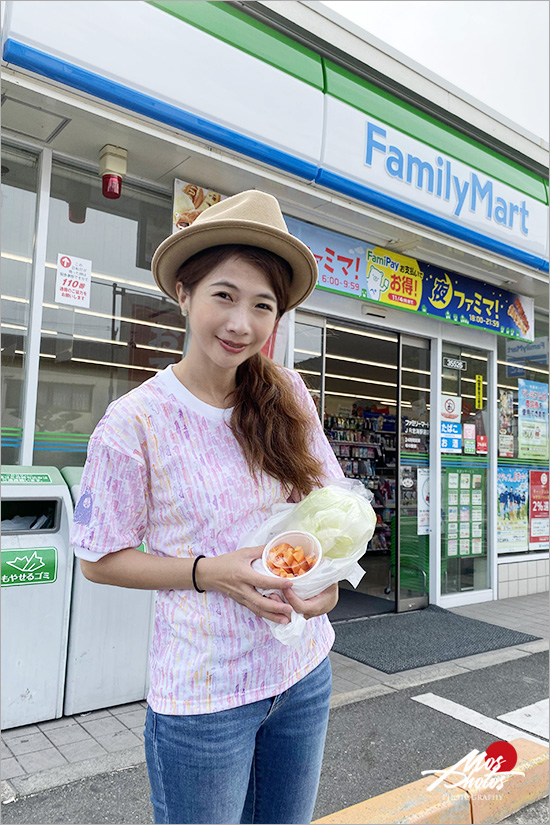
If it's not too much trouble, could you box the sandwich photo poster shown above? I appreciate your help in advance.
[172,181,225,231]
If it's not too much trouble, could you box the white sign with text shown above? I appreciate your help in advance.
[55,254,91,308]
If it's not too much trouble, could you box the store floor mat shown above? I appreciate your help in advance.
[331,604,541,673]
[329,589,394,622]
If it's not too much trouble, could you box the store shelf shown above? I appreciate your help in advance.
[327,439,382,446]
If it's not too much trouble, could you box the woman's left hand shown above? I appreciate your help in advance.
[277,583,339,620]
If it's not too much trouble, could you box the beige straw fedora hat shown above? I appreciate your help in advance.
[152,190,318,311]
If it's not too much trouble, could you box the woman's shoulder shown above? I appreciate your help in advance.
[103,372,164,420]
[279,366,306,389]
[90,372,167,451]
[278,366,313,399]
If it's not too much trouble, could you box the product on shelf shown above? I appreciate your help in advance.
[324,406,397,554]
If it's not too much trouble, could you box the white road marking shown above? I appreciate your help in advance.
[498,699,549,739]
[411,692,549,747]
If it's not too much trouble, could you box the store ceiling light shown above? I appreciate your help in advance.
[325,390,410,407]
[325,352,430,376]
[497,360,548,376]
[1,253,32,264]
[326,372,396,389]
[460,352,488,361]
[72,357,158,372]
[2,322,26,331]
[135,343,183,355]
[326,352,397,370]
[42,303,183,333]
[327,323,397,342]
[73,334,127,347]
[296,368,321,377]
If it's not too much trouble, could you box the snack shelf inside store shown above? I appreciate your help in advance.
[324,409,398,553]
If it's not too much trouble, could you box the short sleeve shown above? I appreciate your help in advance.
[71,416,148,562]
[284,368,345,488]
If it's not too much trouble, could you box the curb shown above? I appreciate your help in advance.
[1,745,145,801]
[313,738,549,824]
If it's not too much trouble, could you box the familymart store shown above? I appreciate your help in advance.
[2,0,548,615]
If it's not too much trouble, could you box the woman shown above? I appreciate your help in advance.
[72,190,345,824]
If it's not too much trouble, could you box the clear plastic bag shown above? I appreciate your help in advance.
[237,479,376,646]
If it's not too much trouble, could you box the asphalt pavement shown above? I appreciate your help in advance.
[2,651,548,824]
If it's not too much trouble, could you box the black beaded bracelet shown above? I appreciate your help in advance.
[192,554,205,593]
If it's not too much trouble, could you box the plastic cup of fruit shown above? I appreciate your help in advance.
[262,531,322,580]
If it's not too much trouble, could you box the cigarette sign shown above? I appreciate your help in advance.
[440,394,462,453]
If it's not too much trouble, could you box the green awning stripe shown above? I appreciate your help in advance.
[147,1,323,89]
[324,62,547,203]
[147,1,547,201]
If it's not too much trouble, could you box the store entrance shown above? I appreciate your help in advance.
[293,314,430,618]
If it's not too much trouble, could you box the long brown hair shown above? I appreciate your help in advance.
[176,244,325,498]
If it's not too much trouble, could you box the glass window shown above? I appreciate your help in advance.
[33,160,177,467]
[293,317,323,415]
[441,344,489,595]
[497,314,549,556]
[1,144,39,465]
[322,320,398,611]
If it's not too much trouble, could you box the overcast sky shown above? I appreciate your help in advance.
[319,0,549,142]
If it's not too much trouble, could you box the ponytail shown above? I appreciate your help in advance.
[230,352,325,499]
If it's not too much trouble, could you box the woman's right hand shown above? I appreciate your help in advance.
[195,546,294,624]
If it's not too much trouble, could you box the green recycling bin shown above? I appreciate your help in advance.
[1,467,74,728]
[61,467,156,716]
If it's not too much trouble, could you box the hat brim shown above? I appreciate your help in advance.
[151,219,318,311]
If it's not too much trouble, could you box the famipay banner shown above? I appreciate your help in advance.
[286,216,535,340]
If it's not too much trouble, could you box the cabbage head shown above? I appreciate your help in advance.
[289,484,377,559]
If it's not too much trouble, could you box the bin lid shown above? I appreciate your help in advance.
[1,466,66,487]
[60,467,83,490]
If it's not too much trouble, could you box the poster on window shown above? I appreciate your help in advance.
[440,395,462,453]
[529,471,549,550]
[497,468,529,552]
[55,254,91,308]
[445,469,484,557]
[498,390,514,458]
[518,380,549,461]
[172,181,226,232]
[417,467,429,535]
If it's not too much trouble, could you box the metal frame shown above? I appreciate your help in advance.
[20,147,52,466]
[294,309,326,417]
[488,344,499,599]
[397,334,430,612]
[436,330,498,608]
[429,335,443,606]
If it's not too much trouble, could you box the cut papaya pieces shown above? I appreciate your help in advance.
[292,547,305,563]
[266,541,318,578]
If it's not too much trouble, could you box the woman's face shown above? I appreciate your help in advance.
[175,256,279,373]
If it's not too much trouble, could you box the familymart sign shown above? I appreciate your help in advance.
[366,122,530,233]
[322,103,549,264]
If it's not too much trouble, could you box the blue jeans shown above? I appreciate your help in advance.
[144,656,332,824]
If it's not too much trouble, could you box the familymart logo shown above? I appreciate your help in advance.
[365,121,530,235]
[421,741,524,799]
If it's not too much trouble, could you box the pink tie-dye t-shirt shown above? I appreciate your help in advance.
[71,364,344,715]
